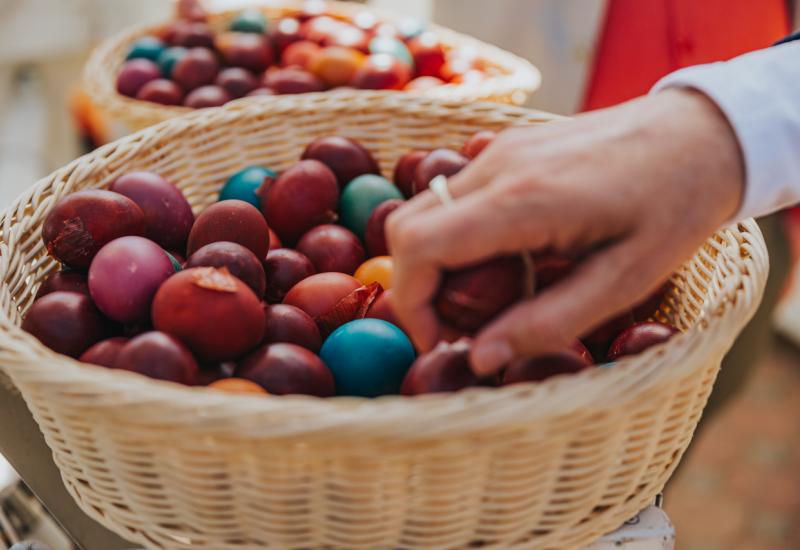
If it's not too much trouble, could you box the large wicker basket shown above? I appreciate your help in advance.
[83,0,541,132]
[0,92,767,550]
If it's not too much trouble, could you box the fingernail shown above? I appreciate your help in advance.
[472,340,514,374]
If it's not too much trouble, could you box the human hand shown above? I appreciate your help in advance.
[386,88,745,375]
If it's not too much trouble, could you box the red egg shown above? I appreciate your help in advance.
[172,47,219,91]
[393,150,428,198]
[263,303,322,352]
[170,20,214,48]
[281,40,322,69]
[300,15,342,44]
[264,248,316,303]
[267,227,282,251]
[364,198,403,256]
[283,272,361,319]
[323,24,370,52]
[263,66,325,94]
[215,67,259,98]
[79,337,129,367]
[152,267,265,361]
[300,136,379,188]
[35,271,89,300]
[113,331,199,385]
[215,32,275,72]
[404,76,445,92]
[572,340,595,365]
[22,291,112,358]
[436,256,526,333]
[503,351,593,385]
[271,17,303,51]
[461,130,497,159]
[350,54,411,90]
[187,199,270,259]
[262,160,338,244]
[365,287,399,325]
[401,339,488,395]
[116,59,161,97]
[296,224,365,274]
[135,78,184,105]
[413,148,468,194]
[237,343,334,396]
[582,310,635,359]
[607,322,678,361]
[407,32,446,77]
[246,87,276,97]
[196,362,235,386]
[184,85,232,108]
[186,241,266,297]
[110,171,194,251]
[175,0,208,22]
[42,189,145,269]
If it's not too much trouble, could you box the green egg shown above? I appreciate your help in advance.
[340,174,403,239]
[156,46,187,79]
[126,36,167,62]
[230,9,268,34]
[219,166,277,209]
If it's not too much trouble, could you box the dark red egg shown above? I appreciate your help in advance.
[413,148,468,195]
[170,20,214,48]
[393,150,428,197]
[237,343,334,397]
[366,288,399,326]
[299,15,341,43]
[262,303,321,352]
[572,340,595,365]
[42,189,145,269]
[268,227,282,251]
[401,339,488,395]
[116,59,161,97]
[296,224,365,275]
[110,171,194,251]
[283,272,361,320]
[152,267,265,362]
[300,136,379,188]
[113,331,199,385]
[246,87,276,97]
[262,66,325,94]
[271,17,303,51]
[262,160,338,244]
[435,256,526,333]
[184,85,232,108]
[607,322,679,361]
[79,337,129,367]
[215,67,259,98]
[503,351,594,385]
[533,251,574,290]
[280,40,321,69]
[135,78,184,105]
[350,54,411,90]
[264,248,316,303]
[582,310,635,359]
[172,47,219,91]
[404,76,445,92]
[186,241,266,297]
[35,271,89,300]
[187,199,270,259]
[22,291,112,358]
[215,32,275,72]
[407,32,446,77]
[461,130,497,159]
[364,198,403,256]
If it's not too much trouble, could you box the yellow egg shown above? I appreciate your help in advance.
[354,256,393,289]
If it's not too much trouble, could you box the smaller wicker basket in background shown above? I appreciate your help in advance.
[83,0,541,132]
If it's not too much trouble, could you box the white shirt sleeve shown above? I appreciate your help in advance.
[653,41,800,221]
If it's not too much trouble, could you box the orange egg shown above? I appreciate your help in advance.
[208,378,268,395]
[309,46,366,87]
[354,256,393,289]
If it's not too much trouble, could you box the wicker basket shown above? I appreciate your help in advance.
[83,0,541,132]
[0,92,767,550]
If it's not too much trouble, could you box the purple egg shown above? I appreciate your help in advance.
[116,59,161,97]
[88,236,175,323]
[110,171,195,250]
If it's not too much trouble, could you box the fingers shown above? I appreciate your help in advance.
[389,260,442,351]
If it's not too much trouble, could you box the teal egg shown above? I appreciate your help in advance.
[230,9,268,34]
[157,46,187,79]
[369,36,414,67]
[126,36,167,62]
[397,17,427,39]
[320,318,416,397]
[165,251,183,272]
[339,174,403,239]
[219,166,277,209]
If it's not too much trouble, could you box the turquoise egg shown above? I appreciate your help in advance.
[397,17,427,39]
[320,318,416,397]
[369,36,414,67]
[126,36,166,62]
[339,174,403,239]
[157,46,187,79]
[164,251,183,272]
[230,9,268,34]
[219,166,277,209]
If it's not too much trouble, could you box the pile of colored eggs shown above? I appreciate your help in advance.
[26,131,678,398]
[116,1,492,108]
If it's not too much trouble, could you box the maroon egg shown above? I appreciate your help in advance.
[364,199,403,256]
[88,236,175,323]
[572,340,595,365]
[264,248,316,303]
[435,256,526,333]
[135,78,184,105]
[196,362,235,386]
[533,251,574,290]
[116,59,161,97]
[170,20,214,48]
[582,310,635,359]
[113,331,199,385]
[186,241,266,297]
[215,67,259,98]
[262,66,325,94]
[280,40,322,69]
[184,85,232,108]
[350,54,411,90]
[262,303,321,352]
[246,87,276,97]
[271,17,302,51]
[413,148,469,195]
[283,272,361,320]
[215,32,275,72]
[36,271,89,300]
[172,47,219,91]
[268,227,282,251]
[300,136,380,188]
[366,288,399,326]
[607,322,679,361]
[22,291,112,358]
[262,160,339,244]
[79,337,129,367]
[461,130,497,159]
[296,225,364,275]
[110,171,194,250]
[503,350,594,385]
[407,32,446,78]
[152,267,265,362]
[401,339,488,395]
[393,150,428,198]
[42,189,145,269]
[237,343,334,396]
[187,199,270,259]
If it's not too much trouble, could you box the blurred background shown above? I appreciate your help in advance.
[1,1,800,549]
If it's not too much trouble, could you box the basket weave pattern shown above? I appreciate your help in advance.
[83,0,541,132]
[0,93,767,549]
